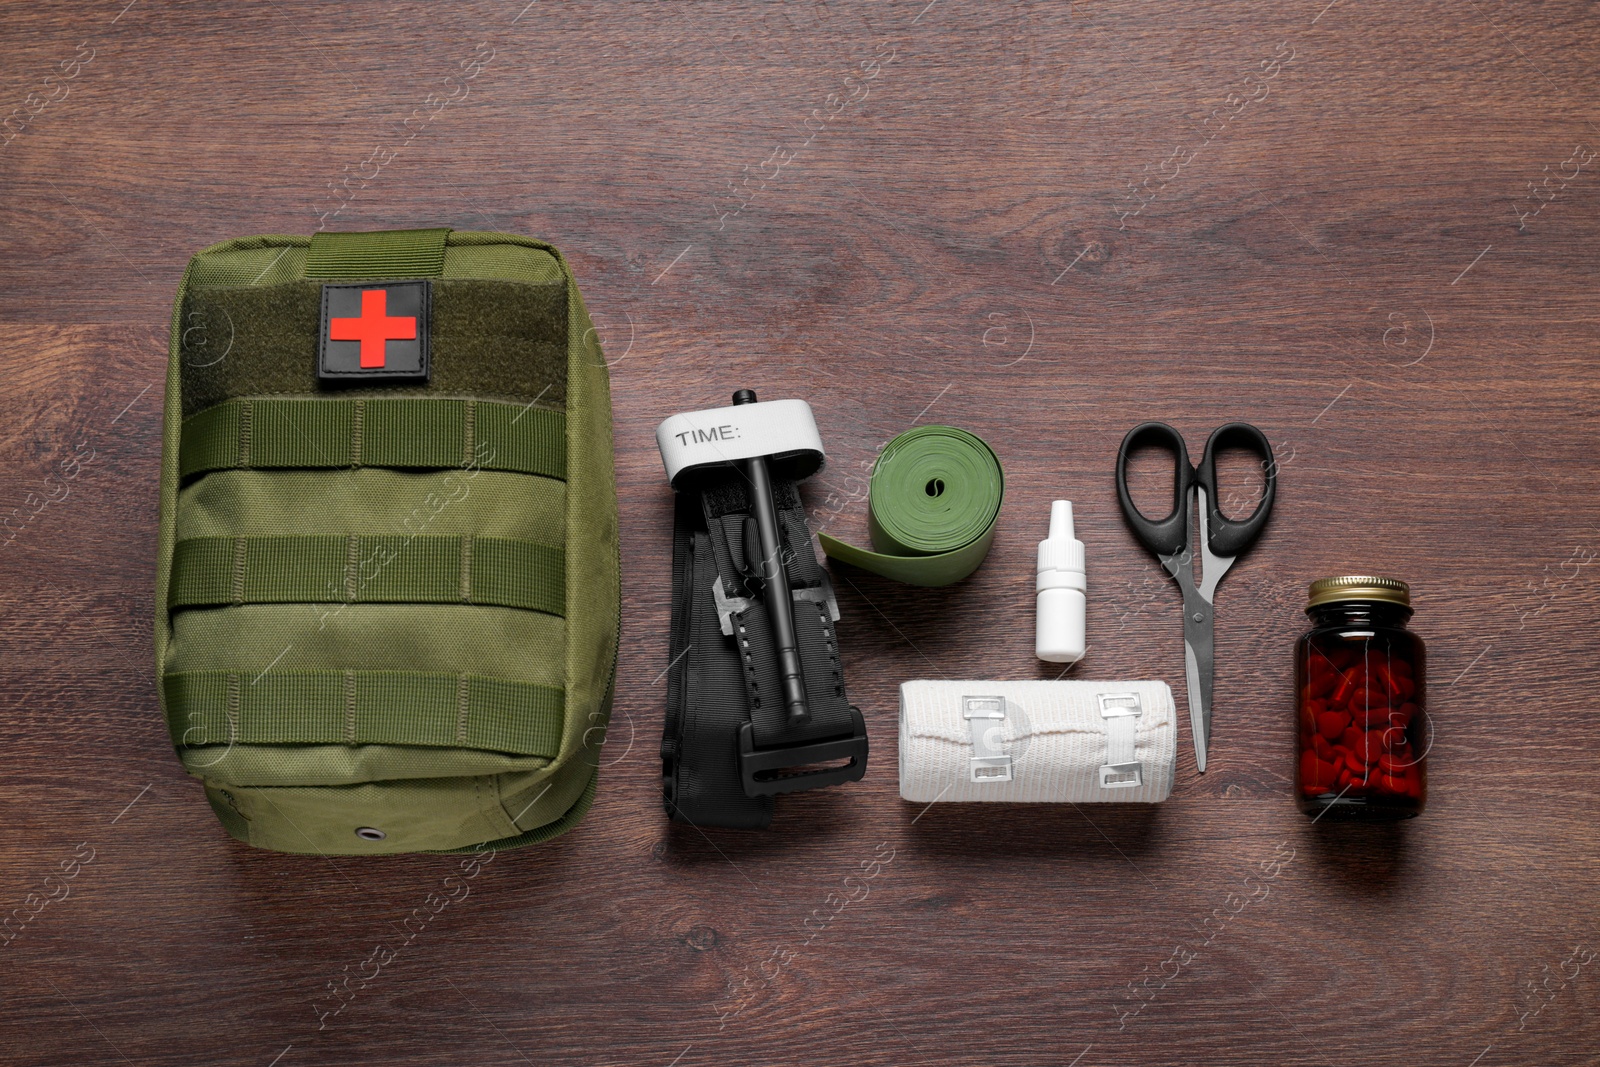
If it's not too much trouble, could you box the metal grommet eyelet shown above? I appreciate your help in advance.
[355,827,386,841]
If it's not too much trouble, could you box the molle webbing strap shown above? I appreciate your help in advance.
[179,397,566,480]
[305,228,450,279]
[164,669,564,755]
[169,535,564,615]
[661,468,864,829]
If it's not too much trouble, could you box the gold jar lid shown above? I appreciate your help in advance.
[1307,575,1411,609]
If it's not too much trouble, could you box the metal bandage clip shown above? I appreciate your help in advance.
[1098,691,1144,789]
[963,695,1013,783]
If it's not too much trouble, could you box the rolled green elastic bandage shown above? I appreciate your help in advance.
[819,425,1003,587]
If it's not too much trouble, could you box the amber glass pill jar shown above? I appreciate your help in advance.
[1294,576,1426,820]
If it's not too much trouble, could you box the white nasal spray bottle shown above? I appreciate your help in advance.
[1036,500,1087,663]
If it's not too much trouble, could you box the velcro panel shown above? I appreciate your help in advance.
[178,279,567,417]
[165,669,564,755]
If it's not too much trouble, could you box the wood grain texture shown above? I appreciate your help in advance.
[2,0,1598,1064]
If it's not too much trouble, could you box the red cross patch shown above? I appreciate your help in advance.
[318,281,430,383]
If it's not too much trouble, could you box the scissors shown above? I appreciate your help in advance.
[1115,422,1276,772]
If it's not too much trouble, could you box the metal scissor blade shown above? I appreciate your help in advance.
[1194,486,1235,601]
[1183,641,1209,773]
[1181,583,1218,773]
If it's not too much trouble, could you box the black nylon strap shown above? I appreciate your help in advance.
[661,469,864,829]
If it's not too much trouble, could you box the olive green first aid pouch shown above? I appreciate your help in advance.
[154,229,619,854]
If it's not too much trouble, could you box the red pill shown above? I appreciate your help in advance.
[1373,662,1400,696]
[1361,706,1393,730]
[1377,754,1411,776]
[1319,710,1352,740]
[1352,684,1389,708]
[1301,752,1337,794]
[1384,703,1411,724]
[1359,730,1387,764]
[1331,670,1357,704]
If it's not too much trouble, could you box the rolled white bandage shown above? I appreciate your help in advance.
[898,679,1177,803]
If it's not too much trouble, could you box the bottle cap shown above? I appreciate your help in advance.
[1306,575,1411,610]
[1037,501,1086,577]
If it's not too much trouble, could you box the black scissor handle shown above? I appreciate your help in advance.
[1195,422,1276,556]
[1115,421,1194,558]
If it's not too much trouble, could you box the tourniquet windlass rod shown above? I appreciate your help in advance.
[732,388,810,724]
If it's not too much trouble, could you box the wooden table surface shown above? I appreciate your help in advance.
[3,1,1597,1064]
